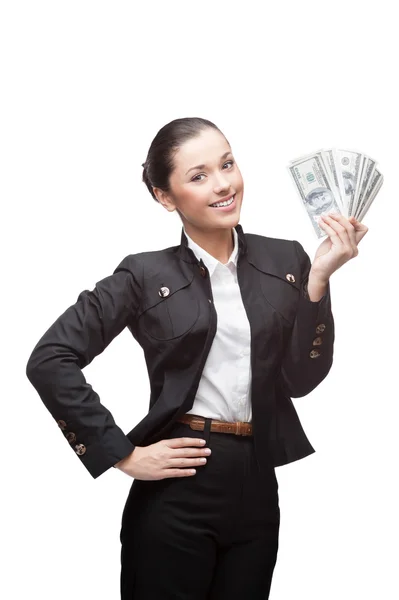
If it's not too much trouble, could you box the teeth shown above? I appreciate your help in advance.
[211,196,234,208]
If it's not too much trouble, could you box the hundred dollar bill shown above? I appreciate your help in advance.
[352,157,366,216]
[357,169,383,221]
[321,149,346,214]
[288,154,342,238]
[353,156,376,219]
[336,150,364,217]
[290,148,344,214]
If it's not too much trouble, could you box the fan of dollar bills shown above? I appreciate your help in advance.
[288,149,384,238]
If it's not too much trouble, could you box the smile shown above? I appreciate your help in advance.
[209,195,236,209]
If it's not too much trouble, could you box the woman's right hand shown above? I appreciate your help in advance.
[114,437,212,480]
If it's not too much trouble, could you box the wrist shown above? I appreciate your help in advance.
[114,448,135,469]
[308,268,329,287]
[307,270,329,302]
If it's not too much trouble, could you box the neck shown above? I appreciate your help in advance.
[184,225,235,264]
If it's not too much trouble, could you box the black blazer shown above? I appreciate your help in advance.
[26,223,334,479]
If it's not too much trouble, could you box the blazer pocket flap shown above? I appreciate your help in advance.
[138,270,195,317]
[247,254,301,290]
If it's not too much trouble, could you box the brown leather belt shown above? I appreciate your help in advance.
[176,414,253,436]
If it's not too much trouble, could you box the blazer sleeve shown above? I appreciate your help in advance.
[278,240,335,398]
[25,255,143,479]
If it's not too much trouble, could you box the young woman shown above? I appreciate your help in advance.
[26,117,368,599]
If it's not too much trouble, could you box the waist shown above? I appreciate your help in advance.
[176,414,253,436]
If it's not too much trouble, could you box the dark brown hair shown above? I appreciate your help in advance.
[142,117,228,202]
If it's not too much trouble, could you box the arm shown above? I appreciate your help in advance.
[25,255,143,479]
[278,240,335,398]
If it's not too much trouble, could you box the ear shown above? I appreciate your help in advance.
[153,187,177,212]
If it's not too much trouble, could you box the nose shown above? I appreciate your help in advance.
[213,172,231,193]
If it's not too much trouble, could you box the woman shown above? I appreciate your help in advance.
[26,117,368,599]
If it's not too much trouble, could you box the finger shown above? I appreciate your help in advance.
[163,468,197,478]
[165,437,206,448]
[348,216,369,243]
[167,456,207,467]
[322,214,357,256]
[349,215,368,231]
[319,215,346,247]
[322,214,351,247]
[327,213,358,254]
[319,216,339,239]
[170,446,210,458]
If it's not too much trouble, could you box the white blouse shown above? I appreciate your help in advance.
[184,226,253,423]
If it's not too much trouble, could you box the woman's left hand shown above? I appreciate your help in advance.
[310,212,369,282]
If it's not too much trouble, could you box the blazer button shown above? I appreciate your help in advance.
[57,420,67,431]
[199,266,207,277]
[286,273,295,283]
[74,444,86,456]
[310,349,321,359]
[158,286,170,297]
[66,432,76,443]
[312,337,323,346]
[316,323,326,334]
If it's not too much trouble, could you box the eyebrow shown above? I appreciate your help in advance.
[185,151,233,175]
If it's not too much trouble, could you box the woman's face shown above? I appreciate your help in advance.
[155,127,244,234]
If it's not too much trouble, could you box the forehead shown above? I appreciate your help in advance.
[173,128,230,169]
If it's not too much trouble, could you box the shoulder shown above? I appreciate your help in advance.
[245,231,294,249]
[244,232,311,282]
[245,231,308,261]
[112,245,182,280]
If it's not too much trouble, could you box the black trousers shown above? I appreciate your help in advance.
[119,417,280,599]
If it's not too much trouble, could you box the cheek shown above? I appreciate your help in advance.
[234,168,244,191]
[181,187,210,209]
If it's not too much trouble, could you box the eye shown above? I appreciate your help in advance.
[191,173,205,182]
[191,160,235,182]
[223,160,234,169]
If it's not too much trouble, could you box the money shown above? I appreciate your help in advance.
[335,150,364,217]
[288,148,383,238]
[356,168,383,221]
[320,149,345,214]
[354,156,376,219]
[288,153,342,238]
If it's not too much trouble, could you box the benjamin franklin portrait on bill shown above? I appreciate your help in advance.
[305,187,336,216]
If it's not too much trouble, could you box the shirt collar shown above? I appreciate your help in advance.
[183,226,239,277]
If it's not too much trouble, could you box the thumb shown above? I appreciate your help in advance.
[348,216,369,241]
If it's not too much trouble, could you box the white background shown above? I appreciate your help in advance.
[1,1,398,598]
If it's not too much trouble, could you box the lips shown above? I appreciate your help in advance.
[209,193,235,207]
[209,195,237,212]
